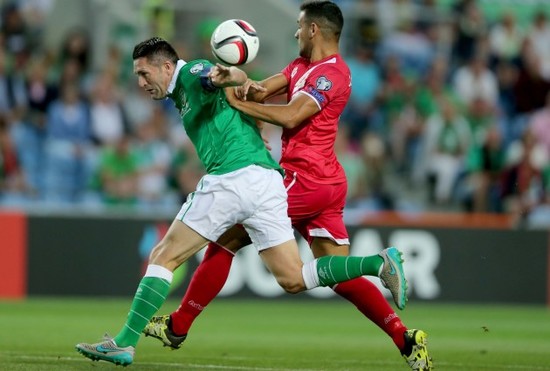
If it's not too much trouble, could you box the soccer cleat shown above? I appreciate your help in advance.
[143,315,187,349]
[75,334,134,366]
[401,329,433,370]
[379,247,408,310]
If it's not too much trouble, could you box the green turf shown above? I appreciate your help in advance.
[0,298,549,370]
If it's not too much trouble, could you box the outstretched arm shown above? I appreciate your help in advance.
[207,63,248,88]
[235,73,288,102]
[226,88,319,129]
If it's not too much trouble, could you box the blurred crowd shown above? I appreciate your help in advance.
[0,0,207,214]
[1,0,550,227]
[331,0,550,227]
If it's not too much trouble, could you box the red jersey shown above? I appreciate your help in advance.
[280,54,351,184]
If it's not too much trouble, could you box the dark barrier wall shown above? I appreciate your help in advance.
[27,216,146,296]
[24,215,550,305]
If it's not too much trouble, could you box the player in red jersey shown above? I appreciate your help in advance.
[144,1,432,369]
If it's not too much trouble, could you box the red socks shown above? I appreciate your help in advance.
[333,277,407,350]
[170,242,234,336]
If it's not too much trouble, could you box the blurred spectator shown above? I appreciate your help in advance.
[423,97,471,204]
[168,141,205,204]
[358,131,394,210]
[451,0,487,65]
[25,55,57,121]
[488,11,523,67]
[0,45,27,124]
[144,1,175,42]
[122,83,157,133]
[453,54,499,109]
[526,11,550,81]
[12,55,57,193]
[334,125,367,203]
[378,20,435,78]
[414,55,455,120]
[388,79,422,179]
[18,0,54,38]
[58,57,88,93]
[50,27,92,96]
[376,0,417,36]
[0,114,28,203]
[494,60,519,122]
[379,54,409,138]
[462,124,505,212]
[44,82,95,203]
[342,43,382,140]
[465,96,495,147]
[58,27,90,73]
[528,91,550,158]
[513,38,550,115]
[511,38,550,146]
[89,70,129,147]
[410,57,458,186]
[94,134,139,206]
[352,0,379,48]
[134,115,173,206]
[501,129,547,226]
[0,2,32,64]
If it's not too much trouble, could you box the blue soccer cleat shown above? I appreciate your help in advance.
[379,247,408,310]
[75,334,134,366]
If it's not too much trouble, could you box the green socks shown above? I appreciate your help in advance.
[302,255,384,288]
[114,265,172,347]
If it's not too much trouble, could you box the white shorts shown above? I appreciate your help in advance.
[176,165,294,251]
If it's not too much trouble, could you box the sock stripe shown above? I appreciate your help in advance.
[141,283,169,299]
[135,296,161,311]
[345,257,350,280]
[328,256,337,283]
[124,323,141,336]
[129,309,149,322]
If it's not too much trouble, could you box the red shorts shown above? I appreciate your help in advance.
[284,170,349,245]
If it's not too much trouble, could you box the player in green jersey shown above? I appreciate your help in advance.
[75,37,407,366]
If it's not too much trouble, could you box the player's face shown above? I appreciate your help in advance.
[295,11,313,59]
[133,57,171,100]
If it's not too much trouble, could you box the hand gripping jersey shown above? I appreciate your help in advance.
[281,54,351,184]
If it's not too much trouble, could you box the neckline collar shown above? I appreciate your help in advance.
[167,59,186,95]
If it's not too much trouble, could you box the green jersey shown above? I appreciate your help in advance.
[168,59,281,176]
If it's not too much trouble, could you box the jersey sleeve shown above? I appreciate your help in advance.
[300,65,348,110]
[281,60,297,83]
[199,64,216,92]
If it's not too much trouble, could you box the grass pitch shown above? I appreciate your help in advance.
[0,298,549,370]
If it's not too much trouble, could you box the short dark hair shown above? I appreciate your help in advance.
[300,0,343,40]
[132,37,179,65]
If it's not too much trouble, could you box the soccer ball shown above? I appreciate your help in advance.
[210,19,259,66]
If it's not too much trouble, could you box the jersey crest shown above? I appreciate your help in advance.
[315,76,332,91]
[190,63,205,74]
